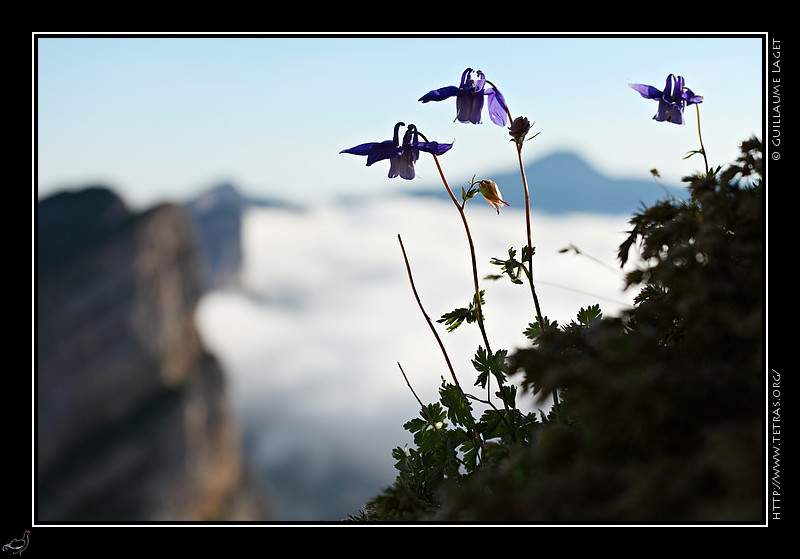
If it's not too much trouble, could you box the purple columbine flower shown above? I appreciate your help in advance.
[629,73,704,125]
[340,122,453,180]
[419,68,508,126]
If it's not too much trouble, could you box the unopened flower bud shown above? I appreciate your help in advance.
[478,179,510,214]
[508,116,531,144]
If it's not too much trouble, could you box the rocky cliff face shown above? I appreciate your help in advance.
[183,183,244,290]
[183,182,303,290]
[36,187,268,521]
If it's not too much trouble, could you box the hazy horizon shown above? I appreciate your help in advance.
[35,33,763,212]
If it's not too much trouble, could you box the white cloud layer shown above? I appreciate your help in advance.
[195,196,640,520]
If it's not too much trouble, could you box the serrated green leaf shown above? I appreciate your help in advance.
[561,304,604,333]
[439,382,474,428]
[414,425,441,450]
[423,402,446,424]
[391,446,411,472]
[403,417,428,434]
[437,291,485,331]
[479,408,507,440]
[521,244,535,261]
[524,316,558,340]
[460,437,482,471]
[490,248,524,284]
[497,383,517,408]
[472,346,509,388]
[461,184,479,203]
[576,304,603,325]
[437,306,471,331]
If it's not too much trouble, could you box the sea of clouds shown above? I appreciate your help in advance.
[195,195,641,521]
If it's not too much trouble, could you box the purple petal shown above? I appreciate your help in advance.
[340,142,378,156]
[471,70,487,93]
[419,85,459,103]
[486,87,508,126]
[666,75,683,101]
[458,68,473,88]
[683,88,704,105]
[416,140,454,156]
[655,101,685,124]
[389,150,416,180]
[455,90,484,124]
[629,82,662,99]
[365,141,402,166]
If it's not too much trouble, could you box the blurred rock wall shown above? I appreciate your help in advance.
[36,187,268,521]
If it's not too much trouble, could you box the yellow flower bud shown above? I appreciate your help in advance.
[478,179,510,214]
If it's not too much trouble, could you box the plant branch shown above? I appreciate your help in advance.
[397,233,488,456]
[499,96,562,423]
[695,104,709,174]
[398,362,441,440]
[430,154,492,357]
[397,234,461,391]
[513,140,546,326]
[431,154,517,439]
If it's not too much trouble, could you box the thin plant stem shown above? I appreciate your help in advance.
[515,141,561,422]
[430,154,492,355]
[429,154,517,440]
[397,234,460,390]
[397,362,441,440]
[513,140,546,324]
[496,95,562,423]
[695,104,709,174]
[399,365,473,473]
[397,234,487,457]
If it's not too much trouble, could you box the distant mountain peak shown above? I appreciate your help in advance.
[187,182,304,214]
[404,150,684,215]
[537,150,594,166]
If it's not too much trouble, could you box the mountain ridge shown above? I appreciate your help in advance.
[401,150,687,215]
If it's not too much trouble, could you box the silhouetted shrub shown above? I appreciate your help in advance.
[357,138,763,523]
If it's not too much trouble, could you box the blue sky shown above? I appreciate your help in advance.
[35,33,765,210]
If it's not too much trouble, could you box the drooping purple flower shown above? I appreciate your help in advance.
[419,68,508,126]
[629,73,704,125]
[340,122,453,180]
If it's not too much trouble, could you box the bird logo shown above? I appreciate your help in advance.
[2,531,29,555]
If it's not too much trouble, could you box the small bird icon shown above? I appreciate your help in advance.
[2,531,29,555]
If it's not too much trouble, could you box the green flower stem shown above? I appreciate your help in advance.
[513,140,546,324]
[397,235,487,458]
[695,104,709,175]
[397,234,460,390]
[431,154,517,441]
[500,100,562,423]
[397,362,442,440]
[430,154,492,356]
